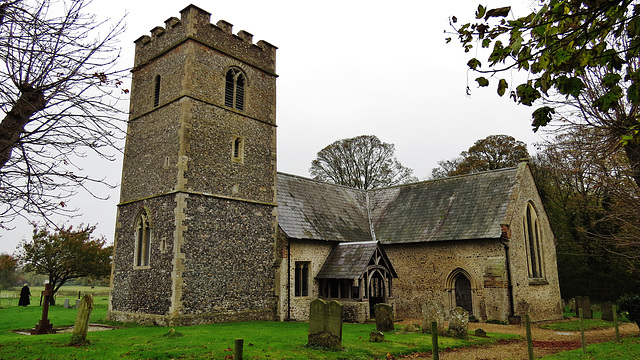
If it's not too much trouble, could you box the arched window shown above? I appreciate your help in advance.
[153,75,161,107]
[224,68,245,111]
[232,136,244,163]
[524,203,544,279]
[135,209,151,267]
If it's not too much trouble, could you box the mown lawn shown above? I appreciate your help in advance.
[0,287,517,359]
[541,336,640,359]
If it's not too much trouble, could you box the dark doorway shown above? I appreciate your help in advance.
[368,271,385,317]
[455,275,473,314]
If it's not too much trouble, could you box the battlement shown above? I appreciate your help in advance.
[133,4,277,73]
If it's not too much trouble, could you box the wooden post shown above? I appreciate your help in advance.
[579,308,586,353]
[431,321,439,360]
[525,314,534,360]
[613,304,620,342]
[234,338,243,360]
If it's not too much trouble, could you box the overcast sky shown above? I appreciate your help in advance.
[0,0,547,254]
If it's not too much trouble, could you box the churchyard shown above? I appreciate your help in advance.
[0,286,638,359]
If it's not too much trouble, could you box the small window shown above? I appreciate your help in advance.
[524,203,544,279]
[224,68,245,111]
[154,75,161,107]
[135,209,151,267]
[294,261,310,297]
[231,136,244,163]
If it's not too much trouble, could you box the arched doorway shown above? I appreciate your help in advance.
[454,274,473,315]
[368,270,386,317]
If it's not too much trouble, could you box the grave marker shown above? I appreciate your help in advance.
[374,303,394,332]
[307,299,343,349]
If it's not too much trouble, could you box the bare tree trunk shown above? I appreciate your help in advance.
[0,86,46,169]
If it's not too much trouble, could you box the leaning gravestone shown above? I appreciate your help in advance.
[602,301,614,321]
[422,300,447,335]
[69,294,93,345]
[308,299,343,349]
[448,307,469,339]
[374,303,394,332]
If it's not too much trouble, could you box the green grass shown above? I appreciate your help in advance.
[540,335,640,359]
[0,287,518,359]
[540,318,620,331]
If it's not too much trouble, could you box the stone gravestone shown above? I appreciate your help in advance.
[308,299,342,349]
[369,330,384,342]
[448,307,469,339]
[31,283,54,335]
[422,300,447,335]
[568,298,576,312]
[602,301,614,321]
[575,296,583,317]
[374,303,394,332]
[70,294,94,345]
[582,296,592,319]
[76,299,81,308]
[64,298,70,309]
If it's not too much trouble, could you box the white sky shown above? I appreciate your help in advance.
[0,0,547,254]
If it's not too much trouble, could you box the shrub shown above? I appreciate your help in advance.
[617,294,640,325]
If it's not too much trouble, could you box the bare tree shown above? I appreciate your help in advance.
[310,135,417,190]
[0,0,127,228]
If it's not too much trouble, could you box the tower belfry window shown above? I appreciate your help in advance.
[154,75,161,107]
[225,69,245,111]
[232,136,244,163]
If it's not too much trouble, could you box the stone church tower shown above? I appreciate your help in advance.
[107,5,278,325]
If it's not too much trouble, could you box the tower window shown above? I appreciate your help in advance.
[135,209,151,267]
[232,136,244,163]
[224,68,245,111]
[154,75,161,107]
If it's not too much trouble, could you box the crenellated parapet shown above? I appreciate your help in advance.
[133,4,277,74]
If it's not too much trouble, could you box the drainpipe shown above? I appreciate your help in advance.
[499,227,515,317]
[286,238,292,321]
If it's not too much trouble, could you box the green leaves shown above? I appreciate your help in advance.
[497,79,508,96]
[532,106,555,132]
[475,77,489,87]
[467,58,481,69]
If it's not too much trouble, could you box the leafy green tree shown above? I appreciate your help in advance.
[0,0,126,227]
[532,130,640,300]
[431,134,529,179]
[310,135,418,190]
[17,224,112,304]
[0,253,18,289]
[451,1,640,188]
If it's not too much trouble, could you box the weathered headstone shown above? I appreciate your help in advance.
[369,330,384,342]
[575,296,583,316]
[448,307,469,339]
[31,283,54,335]
[64,298,70,309]
[308,299,343,349]
[374,303,394,332]
[69,294,94,345]
[602,301,614,322]
[561,299,566,312]
[582,296,592,319]
[569,298,576,312]
[76,299,81,308]
[475,328,487,337]
[422,300,447,335]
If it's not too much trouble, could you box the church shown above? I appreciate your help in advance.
[107,5,562,326]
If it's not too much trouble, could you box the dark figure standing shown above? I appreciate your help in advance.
[18,284,31,306]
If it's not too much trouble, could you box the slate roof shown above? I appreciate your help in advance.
[277,166,519,244]
[315,241,397,280]
[277,173,372,242]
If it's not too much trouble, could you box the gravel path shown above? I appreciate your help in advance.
[404,321,639,360]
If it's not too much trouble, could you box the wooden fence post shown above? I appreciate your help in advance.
[613,304,620,342]
[234,338,243,360]
[431,321,439,360]
[579,308,586,353]
[525,314,534,360]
